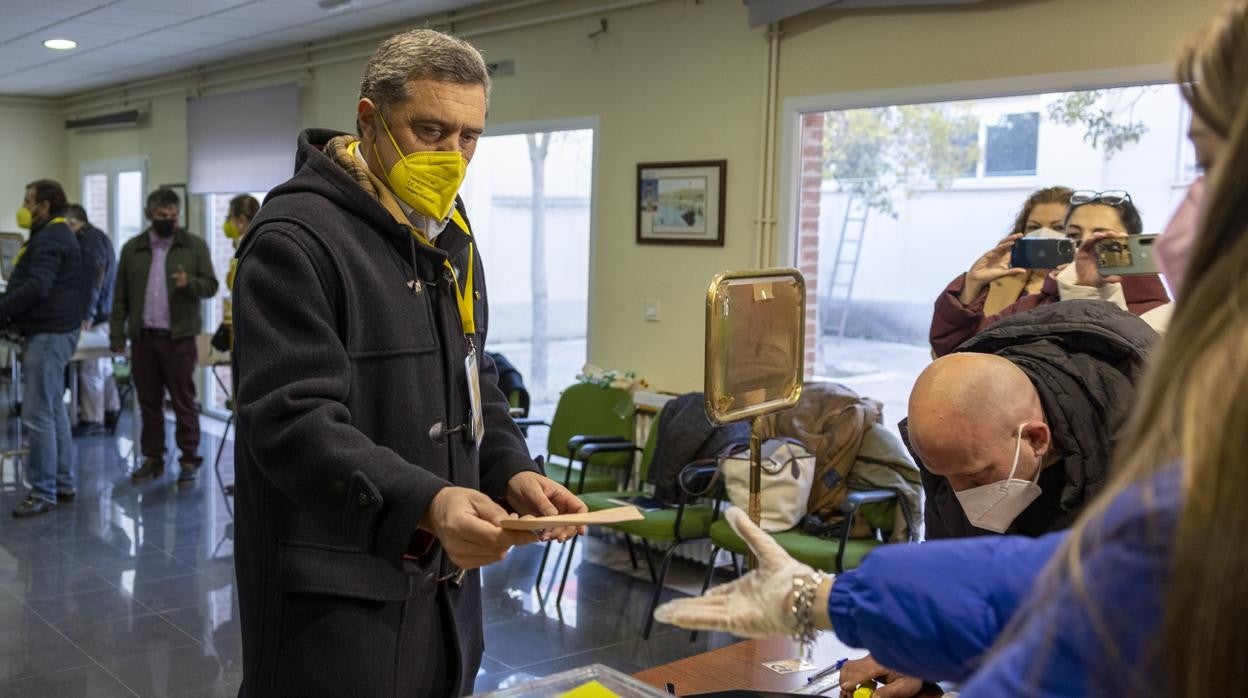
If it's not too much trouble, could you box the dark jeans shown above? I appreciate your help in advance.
[132,331,201,464]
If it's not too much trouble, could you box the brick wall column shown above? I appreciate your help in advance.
[796,113,824,379]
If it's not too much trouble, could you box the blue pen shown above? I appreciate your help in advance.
[807,657,849,684]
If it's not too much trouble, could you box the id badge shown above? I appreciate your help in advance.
[464,351,485,448]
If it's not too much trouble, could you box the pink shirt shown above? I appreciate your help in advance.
[142,231,173,330]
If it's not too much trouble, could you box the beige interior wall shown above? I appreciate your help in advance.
[778,0,1223,99]
[46,0,1226,391]
[0,103,67,233]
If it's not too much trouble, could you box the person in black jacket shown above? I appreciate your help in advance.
[842,300,1158,696]
[66,204,119,436]
[4,180,88,517]
[907,300,1157,539]
[232,28,585,697]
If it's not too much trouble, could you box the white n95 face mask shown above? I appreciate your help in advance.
[954,424,1042,534]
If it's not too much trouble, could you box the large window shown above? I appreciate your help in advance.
[202,191,265,413]
[79,157,146,250]
[460,126,595,414]
[791,84,1193,427]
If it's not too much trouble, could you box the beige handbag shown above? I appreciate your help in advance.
[722,438,816,532]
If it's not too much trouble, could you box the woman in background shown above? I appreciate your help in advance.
[211,193,259,352]
[929,186,1071,356]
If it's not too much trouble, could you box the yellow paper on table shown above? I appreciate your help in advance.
[496,506,644,531]
[559,680,621,698]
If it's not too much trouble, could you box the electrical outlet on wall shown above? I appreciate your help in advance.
[644,300,661,322]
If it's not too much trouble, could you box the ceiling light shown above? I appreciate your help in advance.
[43,38,78,50]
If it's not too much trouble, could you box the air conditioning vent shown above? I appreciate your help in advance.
[64,109,144,131]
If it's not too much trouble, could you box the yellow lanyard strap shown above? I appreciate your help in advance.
[411,209,475,337]
[12,216,67,269]
[443,209,475,337]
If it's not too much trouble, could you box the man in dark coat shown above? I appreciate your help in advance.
[3,179,88,517]
[908,300,1157,539]
[232,28,585,697]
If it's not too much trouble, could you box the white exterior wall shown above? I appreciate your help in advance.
[817,86,1194,318]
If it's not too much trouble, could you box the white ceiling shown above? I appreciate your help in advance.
[0,0,495,98]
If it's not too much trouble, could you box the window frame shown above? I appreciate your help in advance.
[774,63,1174,268]
[78,156,148,252]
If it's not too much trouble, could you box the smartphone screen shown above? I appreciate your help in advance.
[1010,238,1075,269]
[1094,235,1159,275]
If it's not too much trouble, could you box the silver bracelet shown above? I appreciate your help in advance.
[789,571,826,651]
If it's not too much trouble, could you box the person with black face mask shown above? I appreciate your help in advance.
[110,187,218,487]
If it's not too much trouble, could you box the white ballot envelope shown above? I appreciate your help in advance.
[496,506,644,531]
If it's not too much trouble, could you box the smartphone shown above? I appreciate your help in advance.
[1010,238,1076,269]
[1094,235,1159,275]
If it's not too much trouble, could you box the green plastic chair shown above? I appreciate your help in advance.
[687,487,897,642]
[520,383,638,592]
[517,382,637,495]
[701,489,897,589]
[555,410,736,638]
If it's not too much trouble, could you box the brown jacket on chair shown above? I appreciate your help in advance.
[753,382,882,527]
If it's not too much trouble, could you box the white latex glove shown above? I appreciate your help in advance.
[653,507,823,638]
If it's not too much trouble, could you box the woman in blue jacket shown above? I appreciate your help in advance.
[656,5,1246,695]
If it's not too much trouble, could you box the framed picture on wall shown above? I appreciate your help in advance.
[636,160,726,246]
[159,183,189,229]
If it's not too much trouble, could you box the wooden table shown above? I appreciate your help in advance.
[634,634,866,695]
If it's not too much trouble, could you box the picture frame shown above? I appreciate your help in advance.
[636,160,726,246]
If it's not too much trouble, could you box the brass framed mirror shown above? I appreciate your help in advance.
[704,268,806,566]
[704,268,805,425]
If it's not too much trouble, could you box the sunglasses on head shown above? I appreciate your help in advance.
[1070,190,1133,206]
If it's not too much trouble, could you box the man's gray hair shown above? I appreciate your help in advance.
[359,28,491,113]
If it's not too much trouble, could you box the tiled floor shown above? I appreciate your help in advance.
[0,400,740,697]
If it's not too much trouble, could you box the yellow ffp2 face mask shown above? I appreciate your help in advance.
[15,206,32,230]
[374,113,467,222]
[223,218,240,240]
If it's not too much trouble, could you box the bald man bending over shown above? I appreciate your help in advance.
[842,302,1156,698]
[906,300,1157,540]
[908,353,1067,536]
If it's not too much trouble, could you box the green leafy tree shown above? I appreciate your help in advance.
[823,103,980,216]
[1045,88,1150,159]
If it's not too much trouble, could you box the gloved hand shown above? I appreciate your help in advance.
[653,507,825,638]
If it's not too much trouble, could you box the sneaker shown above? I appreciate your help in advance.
[177,461,200,488]
[131,458,165,481]
[12,496,56,518]
[72,422,105,438]
[55,491,76,503]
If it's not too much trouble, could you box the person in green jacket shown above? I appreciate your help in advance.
[110,187,218,486]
